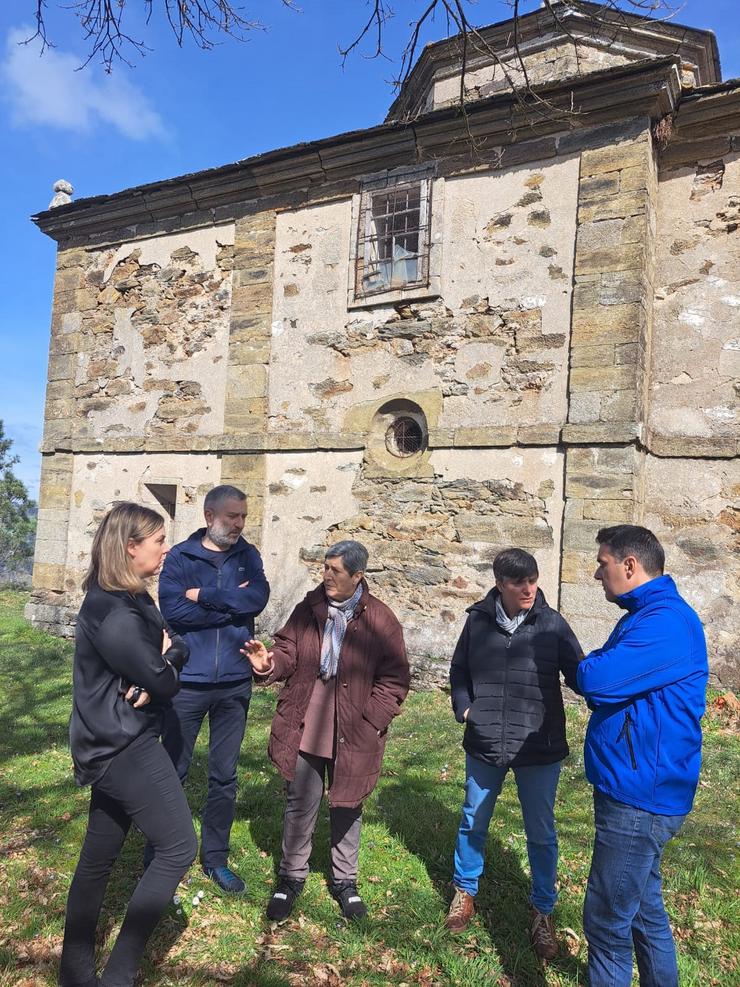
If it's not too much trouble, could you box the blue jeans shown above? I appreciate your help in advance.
[159,678,251,869]
[584,790,686,987]
[453,754,562,913]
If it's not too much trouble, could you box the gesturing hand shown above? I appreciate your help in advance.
[162,630,172,655]
[240,639,274,674]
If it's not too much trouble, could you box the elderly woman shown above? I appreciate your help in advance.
[59,503,197,987]
[243,540,409,921]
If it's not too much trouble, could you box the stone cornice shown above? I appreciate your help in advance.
[39,427,738,458]
[33,57,683,247]
[386,1,720,122]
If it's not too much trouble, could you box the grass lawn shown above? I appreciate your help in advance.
[0,588,737,987]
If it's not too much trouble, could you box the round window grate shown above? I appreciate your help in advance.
[385,417,424,458]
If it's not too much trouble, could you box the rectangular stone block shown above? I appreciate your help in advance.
[232,267,273,289]
[43,417,73,444]
[47,352,77,381]
[32,562,67,591]
[223,411,268,434]
[568,391,602,424]
[516,425,562,445]
[562,519,604,552]
[57,247,90,271]
[231,283,273,315]
[582,499,637,522]
[569,343,616,368]
[568,446,636,475]
[33,537,68,566]
[570,365,637,392]
[565,475,636,501]
[575,242,646,277]
[226,363,267,397]
[228,340,271,365]
[229,315,272,341]
[218,454,265,477]
[581,140,648,177]
[578,192,647,224]
[573,276,645,309]
[572,303,643,344]
[600,388,639,421]
[561,423,641,444]
[560,550,596,585]
[579,173,620,200]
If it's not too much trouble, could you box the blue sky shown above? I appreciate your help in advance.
[1,0,737,499]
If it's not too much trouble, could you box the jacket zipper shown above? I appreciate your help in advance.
[500,633,512,751]
[214,567,222,681]
[617,710,638,770]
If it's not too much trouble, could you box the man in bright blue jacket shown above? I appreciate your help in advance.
[155,484,270,893]
[578,525,708,987]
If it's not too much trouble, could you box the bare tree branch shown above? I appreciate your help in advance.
[25,0,685,91]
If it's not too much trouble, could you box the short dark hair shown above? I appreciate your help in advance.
[596,525,665,576]
[204,484,246,513]
[493,548,539,582]
[325,540,369,575]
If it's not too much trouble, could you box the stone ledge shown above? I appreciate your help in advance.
[645,432,738,459]
[561,423,641,444]
[37,427,738,458]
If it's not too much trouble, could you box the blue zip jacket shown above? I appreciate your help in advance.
[577,574,708,816]
[158,529,270,684]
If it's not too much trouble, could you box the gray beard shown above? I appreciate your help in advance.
[206,524,235,550]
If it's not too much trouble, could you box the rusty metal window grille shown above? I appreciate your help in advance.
[385,417,424,458]
[355,177,432,298]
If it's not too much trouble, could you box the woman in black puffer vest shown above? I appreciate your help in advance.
[444,548,582,962]
[59,503,197,987]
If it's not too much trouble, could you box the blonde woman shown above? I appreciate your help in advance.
[59,503,197,987]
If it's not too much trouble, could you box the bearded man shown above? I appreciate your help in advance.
[152,484,270,893]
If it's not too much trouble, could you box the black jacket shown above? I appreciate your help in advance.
[450,588,582,768]
[69,584,189,786]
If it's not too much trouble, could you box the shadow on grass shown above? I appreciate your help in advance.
[376,774,588,986]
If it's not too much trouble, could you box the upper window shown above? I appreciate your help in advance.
[354,170,433,299]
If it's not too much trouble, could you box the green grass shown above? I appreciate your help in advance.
[0,588,737,987]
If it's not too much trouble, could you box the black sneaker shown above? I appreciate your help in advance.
[203,865,245,894]
[266,877,304,920]
[330,880,368,920]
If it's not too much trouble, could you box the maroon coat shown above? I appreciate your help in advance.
[257,581,410,808]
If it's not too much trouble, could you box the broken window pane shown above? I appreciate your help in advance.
[356,175,431,297]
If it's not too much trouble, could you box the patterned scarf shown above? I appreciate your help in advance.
[319,582,364,681]
[495,595,530,635]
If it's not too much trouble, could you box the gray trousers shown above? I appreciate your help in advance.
[279,751,362,883]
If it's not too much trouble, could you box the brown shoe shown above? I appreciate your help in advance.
[530,908,558,961]
[444,888,475,932]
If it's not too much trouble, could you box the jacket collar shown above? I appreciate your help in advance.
[306,578,370,622]
[469,586,546,623]
[179,528,248,562]
[616,573,678,613]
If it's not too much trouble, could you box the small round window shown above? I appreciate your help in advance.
[385,417,424,458]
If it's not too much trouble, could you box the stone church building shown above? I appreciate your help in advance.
[27,3,739,685]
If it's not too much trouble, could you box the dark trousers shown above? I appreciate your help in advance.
[280,752,363,883]
[59,731,197,987]
[159,679,251,869]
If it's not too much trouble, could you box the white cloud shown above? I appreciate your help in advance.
[2,26,166,140]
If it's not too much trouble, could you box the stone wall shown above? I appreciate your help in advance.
[651,152,739,450]
[26,103,739,687]
[644,456,739,686]
[433,41,635,110]
[269,157,579,433]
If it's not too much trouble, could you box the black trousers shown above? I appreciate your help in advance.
[158,679,251,869]
[59,731,197,987]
